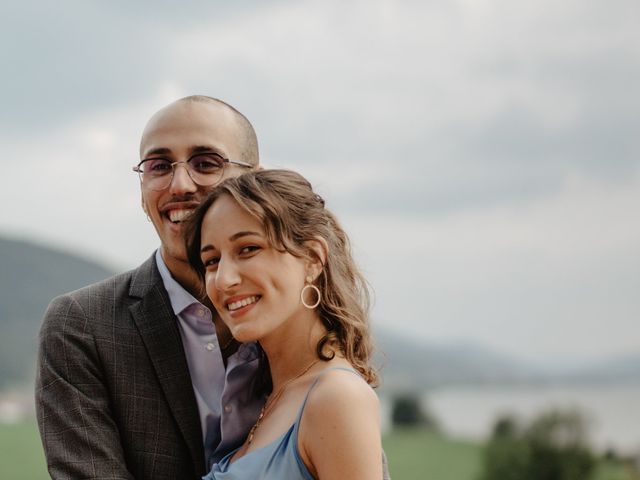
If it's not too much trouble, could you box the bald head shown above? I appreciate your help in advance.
[140,95,259,164]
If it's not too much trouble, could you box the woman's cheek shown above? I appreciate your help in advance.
[204,272,218,301]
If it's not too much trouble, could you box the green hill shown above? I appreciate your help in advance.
[0,235,114,389]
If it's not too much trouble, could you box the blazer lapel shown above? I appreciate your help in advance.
[128,255,206,475]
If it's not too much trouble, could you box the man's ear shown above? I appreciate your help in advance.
[305,237,329,281]
[141,194,148,216]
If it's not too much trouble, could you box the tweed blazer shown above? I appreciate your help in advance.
[36,254,392,480]
[36,254,207,480]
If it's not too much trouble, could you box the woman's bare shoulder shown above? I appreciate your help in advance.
[301,367,380,433]
[308,368,378,409]
[299,368,382,479]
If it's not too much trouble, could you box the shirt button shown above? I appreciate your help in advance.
[224,404,232,413]
[206,342,216,351]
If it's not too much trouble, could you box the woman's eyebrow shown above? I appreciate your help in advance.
[200,244,216,254]
[200,231,261,254]
[229,231,261,242]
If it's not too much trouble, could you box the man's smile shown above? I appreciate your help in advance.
[167,209,192,223]
[160,201,200,224]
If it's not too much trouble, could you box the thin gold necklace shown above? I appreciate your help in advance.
[246,359,320,445]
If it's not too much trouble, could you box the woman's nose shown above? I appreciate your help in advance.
[215,257,241,292]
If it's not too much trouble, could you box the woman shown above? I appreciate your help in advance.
[185,169,382,479]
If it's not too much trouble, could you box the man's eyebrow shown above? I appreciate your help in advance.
[190,145,227,157]
[143,146,223,159]
[143,147,172,158]
[192,145,216,153]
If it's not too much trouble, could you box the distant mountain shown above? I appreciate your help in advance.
[0,235,115,389]
[373,330,545,392]
[373,330,640,392]
[1,235,637,392]
[557,354,640,384]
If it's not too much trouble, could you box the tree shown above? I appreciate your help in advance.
[478,409,596,480]
[391,393,438,430]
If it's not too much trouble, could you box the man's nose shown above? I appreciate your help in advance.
[169,163,197,194]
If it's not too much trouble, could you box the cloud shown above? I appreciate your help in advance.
[351,170,640,363]
[1,0,638,363]
[0,0,269,132]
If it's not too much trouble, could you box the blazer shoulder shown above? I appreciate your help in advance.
[57,268,136,305]
[40,258,157,334]
[56,251,160,305]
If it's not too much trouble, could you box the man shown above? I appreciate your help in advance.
[36,96,391,479]
[36,96,262,479]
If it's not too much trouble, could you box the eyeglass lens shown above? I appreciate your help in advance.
[139,154,225,190]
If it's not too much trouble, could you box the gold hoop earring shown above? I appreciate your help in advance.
[301,280,321,309]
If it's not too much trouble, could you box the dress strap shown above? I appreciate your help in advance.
[294,367,361,425]
[289,367,364,476]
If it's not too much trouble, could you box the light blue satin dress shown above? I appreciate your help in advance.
[204,368,360,480]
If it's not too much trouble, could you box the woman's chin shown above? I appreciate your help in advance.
[230,326,259,344]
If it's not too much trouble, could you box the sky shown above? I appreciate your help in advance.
[1,0,638,367]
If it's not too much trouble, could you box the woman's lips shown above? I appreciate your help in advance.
[227,295,260,312]
[224,295,261,318]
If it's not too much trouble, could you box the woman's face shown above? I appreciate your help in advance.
[199,194,310,343]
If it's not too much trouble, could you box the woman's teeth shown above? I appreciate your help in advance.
[228,296,259,311]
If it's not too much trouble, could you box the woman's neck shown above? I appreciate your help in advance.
[260,315,328,390]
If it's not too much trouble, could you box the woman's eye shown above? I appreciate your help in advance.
[239,245,260,256]
[203,257,220,268]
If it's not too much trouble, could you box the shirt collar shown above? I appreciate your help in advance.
[155,249,202,315]
[155,250,260,363]
[235,342,260,362]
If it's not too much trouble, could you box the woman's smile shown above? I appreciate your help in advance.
[225,295,261,317]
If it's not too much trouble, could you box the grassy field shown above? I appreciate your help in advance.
[384,427,637,480]
[0,422,47,479]
[384,428,482,480]
[1,422,636,479]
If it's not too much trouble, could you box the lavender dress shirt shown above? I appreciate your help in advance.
[156,250,264,467]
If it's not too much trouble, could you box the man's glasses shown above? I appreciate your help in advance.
[133,152,253,191]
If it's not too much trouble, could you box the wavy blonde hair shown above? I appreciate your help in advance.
[185,169,378,387]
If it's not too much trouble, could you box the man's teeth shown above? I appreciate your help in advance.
[168,209,192,223]
[228,296,259,311]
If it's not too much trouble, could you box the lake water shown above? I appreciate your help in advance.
[423,382,640,454]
